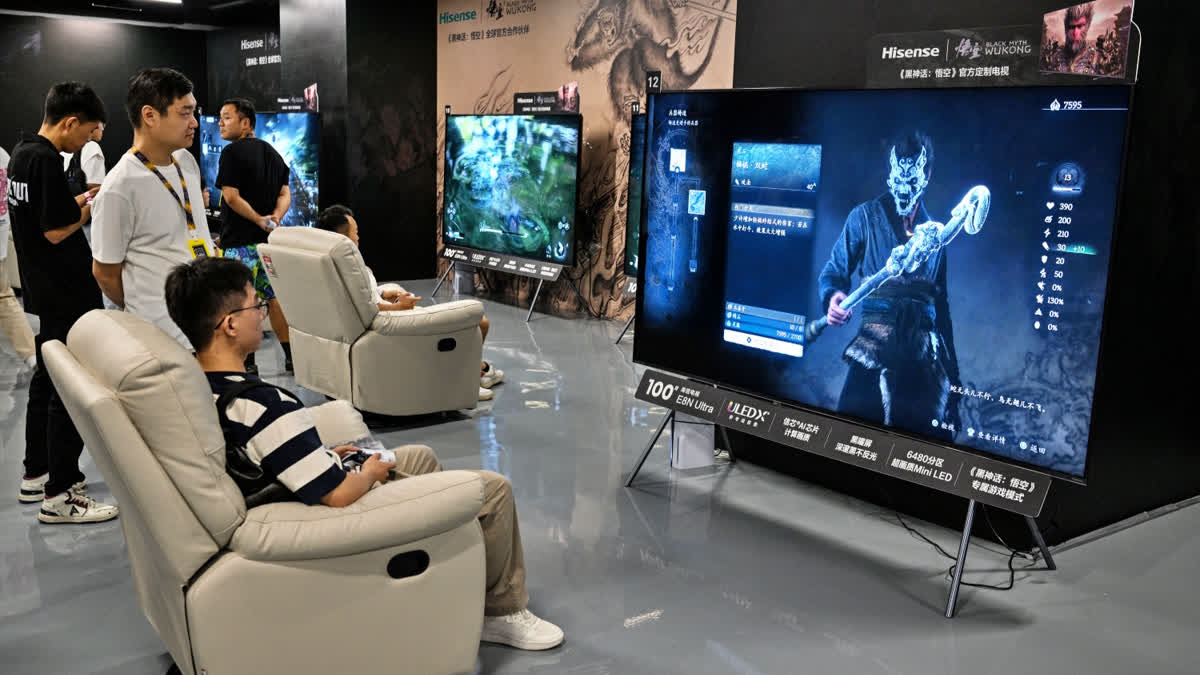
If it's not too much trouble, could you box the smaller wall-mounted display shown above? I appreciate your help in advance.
[199,112,321,227]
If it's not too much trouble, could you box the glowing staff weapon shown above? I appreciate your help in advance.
[805,185,991,342]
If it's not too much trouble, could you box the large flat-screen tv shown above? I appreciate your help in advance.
[634,85,1131,481]
[442,114,582,266]
[624,112,647,276]
[199,112,320,228]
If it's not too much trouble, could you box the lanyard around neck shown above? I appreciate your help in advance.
[130,148,197,233]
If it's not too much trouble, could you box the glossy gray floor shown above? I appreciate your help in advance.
[1,280,1197,675]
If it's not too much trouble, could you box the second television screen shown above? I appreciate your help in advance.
[634,85,1131,479]
[199,112,320,228]
[624,113,648,276]
[442,114,581,266]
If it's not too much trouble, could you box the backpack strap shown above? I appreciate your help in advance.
[215,378,291,425]
[214,378,303,508]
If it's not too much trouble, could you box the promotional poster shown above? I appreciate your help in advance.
[1040,1,1135,79]
[199,112,321,228]
[867,2,1135,89]
[442,114,581,266]
[634,85,1131,478]
[436,0,737,318]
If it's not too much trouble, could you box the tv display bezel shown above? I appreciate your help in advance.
[441,112,584,268]
[624,112,648,278]
[632,84,1136,485]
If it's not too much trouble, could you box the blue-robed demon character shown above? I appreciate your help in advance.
[818,131,962,436]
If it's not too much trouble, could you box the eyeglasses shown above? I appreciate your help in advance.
[214,300,269,331]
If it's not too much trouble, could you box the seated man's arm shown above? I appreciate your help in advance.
[376,295,421,312]
[235,386,393,507]
[321,455,393,507]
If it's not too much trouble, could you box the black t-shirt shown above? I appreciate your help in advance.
[6,133,103,319]
[215,136,289,248]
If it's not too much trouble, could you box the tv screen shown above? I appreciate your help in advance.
[199,112,320,228]
[442,114,582,266]
[634,85,1131,480]
[624,113,647,276]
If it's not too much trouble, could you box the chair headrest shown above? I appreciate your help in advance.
[65,310,246,542]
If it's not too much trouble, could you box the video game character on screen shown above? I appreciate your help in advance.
[816,132,972,439]
[442,115,579,265]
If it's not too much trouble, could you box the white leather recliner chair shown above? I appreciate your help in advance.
[259,227,484,416]
[42,310,487,675]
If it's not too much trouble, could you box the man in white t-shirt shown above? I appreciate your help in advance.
[61,122,106,190]
[91,68,214,349]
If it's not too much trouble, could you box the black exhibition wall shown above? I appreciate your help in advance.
[206,24,283,110]
[209,0,437,282]
[280,0,349,210]
[0,14,208,169]
[345,0,438,281]
[730,0,1200,547]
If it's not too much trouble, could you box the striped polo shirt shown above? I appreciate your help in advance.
[207,372,346,505]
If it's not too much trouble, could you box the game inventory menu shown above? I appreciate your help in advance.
[722,142,822,358]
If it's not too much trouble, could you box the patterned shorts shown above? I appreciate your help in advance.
[220,244,276,301]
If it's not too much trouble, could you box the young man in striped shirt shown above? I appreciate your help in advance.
[163,256,563,651]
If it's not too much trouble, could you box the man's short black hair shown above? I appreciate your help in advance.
[317,204,355,234]
[126,67,194,130]
[222,97,257,130]
[165,257,254,352]
[44,82,107,126]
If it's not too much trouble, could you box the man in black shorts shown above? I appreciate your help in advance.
[215,97,292,373]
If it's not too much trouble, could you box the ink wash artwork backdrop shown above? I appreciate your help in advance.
[436,0,737,319]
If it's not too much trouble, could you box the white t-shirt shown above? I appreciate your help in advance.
[0,146,10,259]
[91,149,215,348]
[365,266,383,303]
[363,266,408,306]
[61,141,106,186]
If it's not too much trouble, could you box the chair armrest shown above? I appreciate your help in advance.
[370,299,484,337]
[307,399,369,446]
[228,470,484,561]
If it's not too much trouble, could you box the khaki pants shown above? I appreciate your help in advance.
[391,445,528,616]
[0,255,35,362]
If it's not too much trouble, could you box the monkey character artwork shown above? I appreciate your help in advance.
[1040,1,1134,79]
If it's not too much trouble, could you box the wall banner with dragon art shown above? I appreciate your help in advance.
[437,0,737,320]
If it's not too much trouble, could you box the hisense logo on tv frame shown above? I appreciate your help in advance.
[439,10,477,24]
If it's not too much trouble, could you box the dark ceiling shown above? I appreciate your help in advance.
[0,0,279,29]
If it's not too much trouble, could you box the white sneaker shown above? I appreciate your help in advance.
[481,365,504,389]
[479,386,494,401]
[480,608,564,651]
[19,475,87,504]
[38,490,118,524]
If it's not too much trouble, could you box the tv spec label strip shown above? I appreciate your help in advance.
[635,369,1050,517]
[442,246,563,282]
